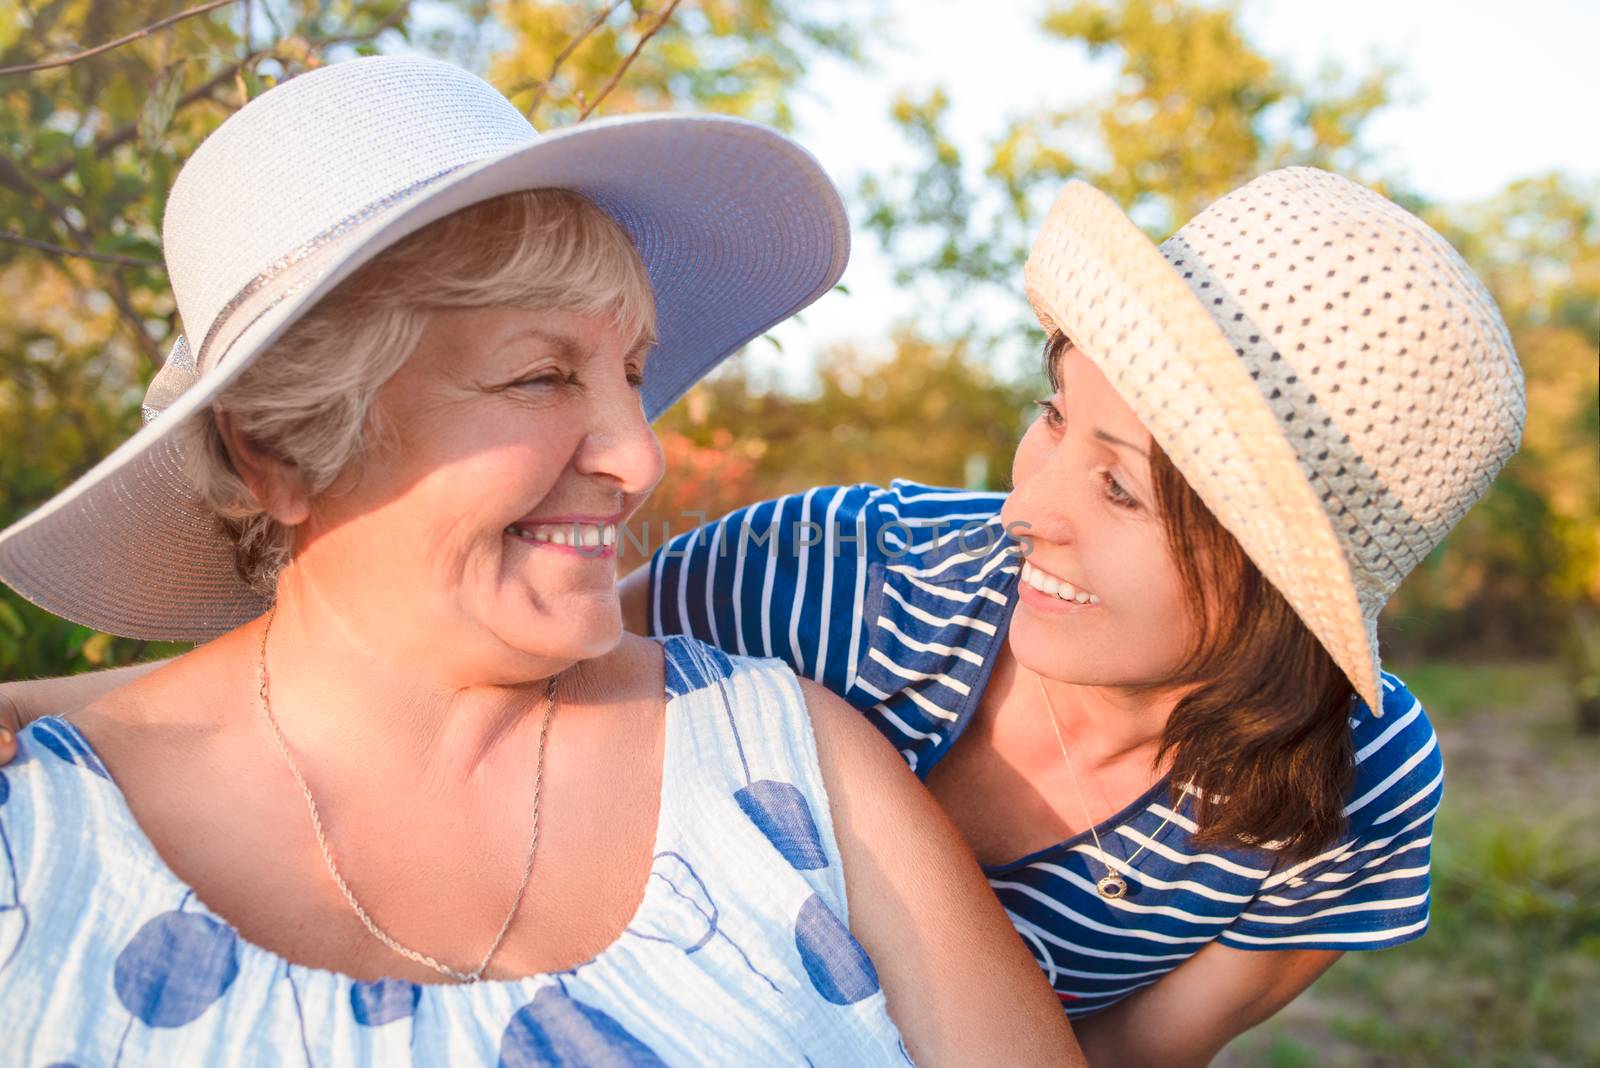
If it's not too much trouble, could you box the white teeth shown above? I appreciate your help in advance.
[509,522,618,550]
[1020,559,1098,604]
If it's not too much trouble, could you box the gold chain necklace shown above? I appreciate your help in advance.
[256,607,559,982]
[1033,670,1174,900]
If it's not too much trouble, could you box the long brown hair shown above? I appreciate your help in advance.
[1045,333,1356,860]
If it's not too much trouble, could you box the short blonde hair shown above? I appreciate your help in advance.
[181,189,657,592]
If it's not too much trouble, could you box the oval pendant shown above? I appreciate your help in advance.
[1096,874,1128,900]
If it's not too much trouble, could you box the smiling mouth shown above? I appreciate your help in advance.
[1020,559,1100,604]
[505,521,618,551]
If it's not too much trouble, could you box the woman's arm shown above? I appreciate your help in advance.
[645,485,886,695]
[0,660,167,759]
[1070,942,1340,1067]
[800,675,1084,1066]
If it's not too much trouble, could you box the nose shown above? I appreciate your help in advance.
[1003,433,1086,549]
[571,373,665,497]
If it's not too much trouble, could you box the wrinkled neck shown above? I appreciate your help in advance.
[248,575,567,797]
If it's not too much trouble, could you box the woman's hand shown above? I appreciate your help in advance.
[801,675,1085,1066]
[0,689,19,764]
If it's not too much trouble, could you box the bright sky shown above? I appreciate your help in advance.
[759,0,1600,385]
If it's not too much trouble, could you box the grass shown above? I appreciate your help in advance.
[1218,659,1600,1068]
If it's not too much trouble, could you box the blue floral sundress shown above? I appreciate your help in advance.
[0,634,912,1066]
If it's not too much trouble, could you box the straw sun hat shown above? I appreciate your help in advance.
[1023,168,1525,713]
[0,55,848,641]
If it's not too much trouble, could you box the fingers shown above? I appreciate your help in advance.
[0,692,17,765]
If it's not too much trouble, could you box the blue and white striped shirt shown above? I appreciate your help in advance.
[650,480,1442,1017]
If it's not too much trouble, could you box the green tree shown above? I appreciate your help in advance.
[860,0,1396,344]
[1386,175,1600,699]
[658,330,1034,494]
[490,0,873,131]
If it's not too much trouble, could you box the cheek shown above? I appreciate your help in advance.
[1108,533,1197,658]
[1126,543,1190,626]
[408,407,576,506]
[313,424,576,560]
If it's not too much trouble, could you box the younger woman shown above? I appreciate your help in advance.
[632,168,1523,1062]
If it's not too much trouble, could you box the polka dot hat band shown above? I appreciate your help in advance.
[1023,168,1526,714]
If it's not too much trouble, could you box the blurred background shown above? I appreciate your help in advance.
[1,2,1595,1063]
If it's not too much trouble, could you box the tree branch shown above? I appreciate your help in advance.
[0,0,241,77]
[577,0,683,121]
[35,2,411,183]
[37,60,241,179]
[523,0,623,118]
[0,231,163,268]
[312,1,412,49]
[0,156,163,363]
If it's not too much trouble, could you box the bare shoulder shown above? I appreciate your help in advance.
[793,674,911,780]
[792,672,1084,1065]
[70,642,209,725]
[64,637,247,787]
[792,674,934,846]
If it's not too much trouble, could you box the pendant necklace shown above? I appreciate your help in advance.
[257,607,559,982]
[1033,669,1174,900]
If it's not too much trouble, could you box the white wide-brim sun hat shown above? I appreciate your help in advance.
[0,55,849,642]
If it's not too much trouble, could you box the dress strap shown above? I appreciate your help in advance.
[655,634,852,922]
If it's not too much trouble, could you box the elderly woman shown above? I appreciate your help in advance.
[0,58,1081,1066]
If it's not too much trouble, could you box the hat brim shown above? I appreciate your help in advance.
[0,114,848,641]
[1023,181,1380,712]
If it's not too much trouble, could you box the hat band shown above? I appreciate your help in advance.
[194,163,467,376]
[140,334,197,424]
[140,162,468,423]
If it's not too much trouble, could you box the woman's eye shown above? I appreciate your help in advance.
[1033,398,1064,428]
[627,370,645,389]
[513,370,577,390]
[1098,469,1138,510]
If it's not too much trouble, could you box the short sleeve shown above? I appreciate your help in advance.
[1220,673,1443,951]
[647,484,886,698]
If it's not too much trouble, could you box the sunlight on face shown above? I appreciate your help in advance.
[1000,341,1196,689]
[290,305,664,684]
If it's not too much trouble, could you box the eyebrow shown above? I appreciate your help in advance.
[495,326,582,361]
[1093,428,1150,457]
[1043,335,1066,392]
[496,325,655,367]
